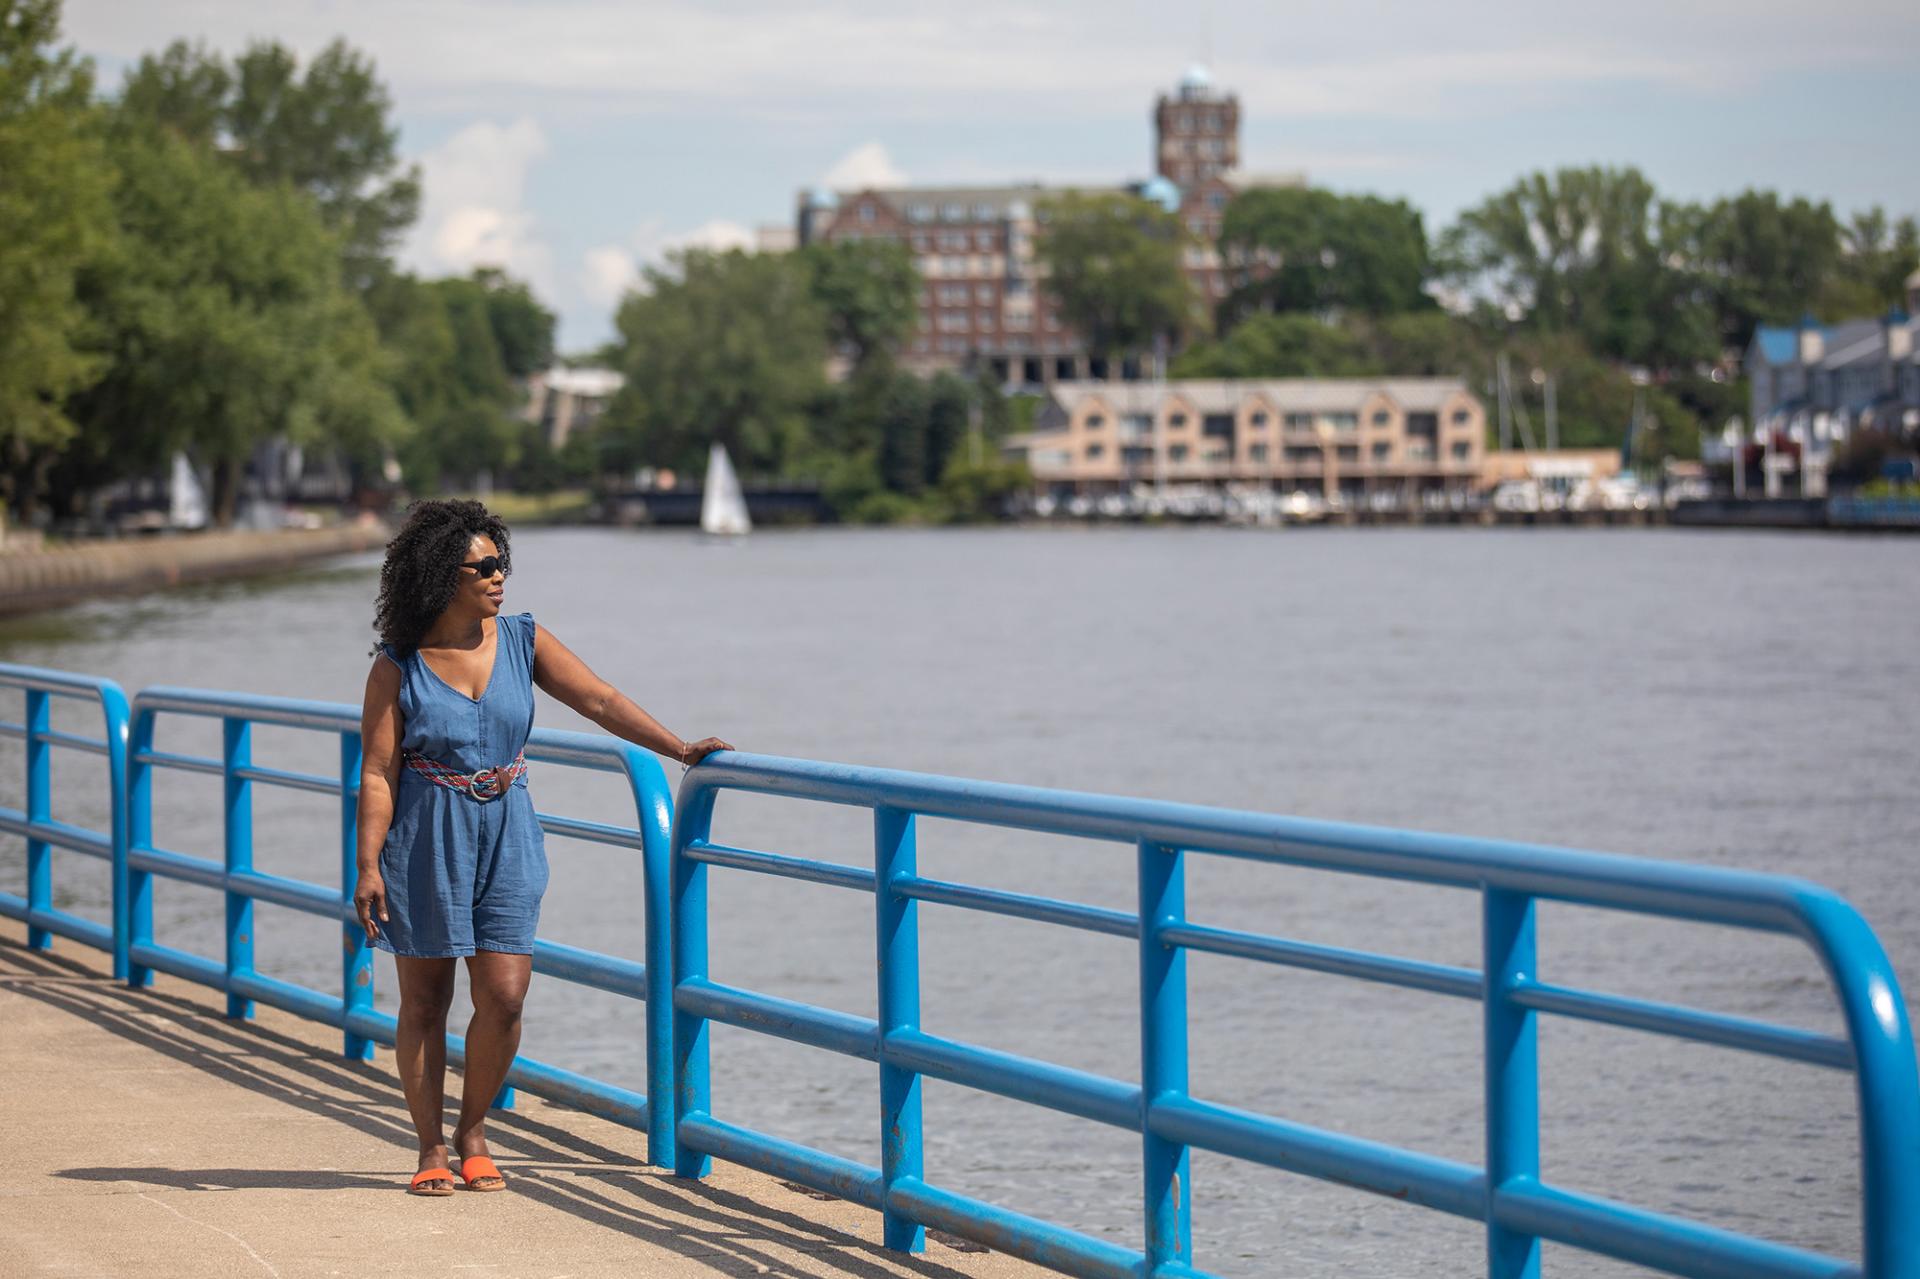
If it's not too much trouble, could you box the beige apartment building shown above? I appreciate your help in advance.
[1017,379,1487,498]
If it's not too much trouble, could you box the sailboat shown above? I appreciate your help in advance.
[700,442,751,536]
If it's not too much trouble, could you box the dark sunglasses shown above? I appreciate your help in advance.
[459,555,508,579]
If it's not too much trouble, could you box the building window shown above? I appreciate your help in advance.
[1202,413,1233,438]
[1086,444,1105,459]
[975,230,995,250]
[1452,409,1472,425]
[1406,412,1438,439]
[1326,413,1358,432]
[977,311,994,331]
[911,234,929,252]
[1285,446,1319,463]
[1206,191,1227,211]
[1285,412,1314,430]
[943,203,966,222]
[908,205,933,222]
[858,204,876,223]
[975,284,993,303]
[1372,410,1390,426]
[1371,442,1391,460]
[1451,441,1472,461]
[1250,411,1268,427]
[937,311,969,332]
[972,202,997,220]
[1249,443,1269,461]
[1121,413,1152,439]
[1169,413,1188,428]
[1085,415,1105,429]
[1170,444,1190,462]
[1336,445,1359,462]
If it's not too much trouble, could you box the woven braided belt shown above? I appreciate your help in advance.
[403,749,527,801]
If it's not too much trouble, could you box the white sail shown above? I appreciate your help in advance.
[169,452,208,529]
[700,442,752,536]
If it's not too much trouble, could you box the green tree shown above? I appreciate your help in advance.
[1659,191,1842,351]
[1828,207,1920,317]
[1172,314,1377,378]
[1218,187,1432,321]
[1440,166,1712,367]
[604,249,829,475]
[0,0,113,519]
[118,36,420,284]
[472,266,555,379]
[69,120,402,525]
[801,239,918,369]
[1034,191,1198,362]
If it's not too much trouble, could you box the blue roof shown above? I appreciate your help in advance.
[1752,326,1803,365]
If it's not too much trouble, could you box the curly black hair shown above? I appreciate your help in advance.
[371,499,512,656]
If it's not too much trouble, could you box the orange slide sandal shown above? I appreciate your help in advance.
[408,1168,456,1197]
[458,1154,506,1192]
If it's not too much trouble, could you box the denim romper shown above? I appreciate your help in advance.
[374,611,549,957]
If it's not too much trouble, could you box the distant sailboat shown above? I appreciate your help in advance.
[169,452,208,530]
[700,442,751,536]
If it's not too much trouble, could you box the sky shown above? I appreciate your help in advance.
[60,1,1920,354]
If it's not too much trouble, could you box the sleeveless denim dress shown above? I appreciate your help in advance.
[374,611,549,957]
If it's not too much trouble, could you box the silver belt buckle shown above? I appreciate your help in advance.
[469,764,507,801]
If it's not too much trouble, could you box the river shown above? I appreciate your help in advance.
[3,525,1915,1277]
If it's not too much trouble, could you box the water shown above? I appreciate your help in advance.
[3,526,1915,1277]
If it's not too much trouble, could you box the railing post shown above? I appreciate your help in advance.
[874,806,925,1254]
[126,709,155,988]
[1139,839,1193,1272]
[100,683,131,982]
[671,782,717,1179]
[1483,888,1540,1279]
[340,731,373,1061]
[627,747,677,1169]
[223,716,254,1020]
[24,689,51,951]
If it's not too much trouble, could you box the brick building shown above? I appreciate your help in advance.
[795,68,1300,388]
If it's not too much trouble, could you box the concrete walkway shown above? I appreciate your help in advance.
[0,934,1047,1279]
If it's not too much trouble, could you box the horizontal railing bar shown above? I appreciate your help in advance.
[130,844,226,892]
[130,940,225,989]
[1161,922,1482,1000]
[889,1176,1148,1279]
[1494,1178,1858,1279]
[0,722,111,756]
[0,669,128,699]
[232,763,339,796]
[0,894,113,952]
[684,753,1857,939]
[1150,1094,1486,1220]
[537,813,644,851]
[1513,982,1853,1071]
[0,810,113,860]
[894,875,1138,939]
[134,748,224,778]
[684,840,875,892]
[532,940,648,1001]
[680,1113,886,1210]
[342,1007,651,1131]
[230,970,343,1026]
[674,978,878,1061]
[134,689,359,733]
[884,1028,1141,1131]
[228,869,340,919]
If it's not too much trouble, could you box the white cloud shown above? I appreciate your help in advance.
[821,142,908,191]
[402,117,556,296]
[580,218,761,310]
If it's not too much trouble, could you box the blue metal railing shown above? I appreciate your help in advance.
[6,662,1918,1277]
[667,752,1920,1279]
[0,666,131,971]
[0,666,679,1165]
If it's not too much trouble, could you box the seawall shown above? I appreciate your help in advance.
[0,522,390,618]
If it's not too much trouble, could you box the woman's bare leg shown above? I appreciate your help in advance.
[453,949,531,1185]
[394,956,458,1176]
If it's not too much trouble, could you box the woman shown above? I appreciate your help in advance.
[352,499,729,1196]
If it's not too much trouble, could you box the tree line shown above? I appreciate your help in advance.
[8,0,1916,532]
[1,1,554,529]
[1035,176,1915,463]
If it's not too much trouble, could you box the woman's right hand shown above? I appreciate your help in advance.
[353,871,388,943]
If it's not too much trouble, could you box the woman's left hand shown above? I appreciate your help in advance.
[680,737,732,766]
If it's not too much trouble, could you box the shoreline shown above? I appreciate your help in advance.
[0,522,389,619]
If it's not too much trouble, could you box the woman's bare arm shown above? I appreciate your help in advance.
[531,623,729,764]
[352,655,405,939]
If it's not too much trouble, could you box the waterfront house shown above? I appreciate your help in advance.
[1742,311,1919,494]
